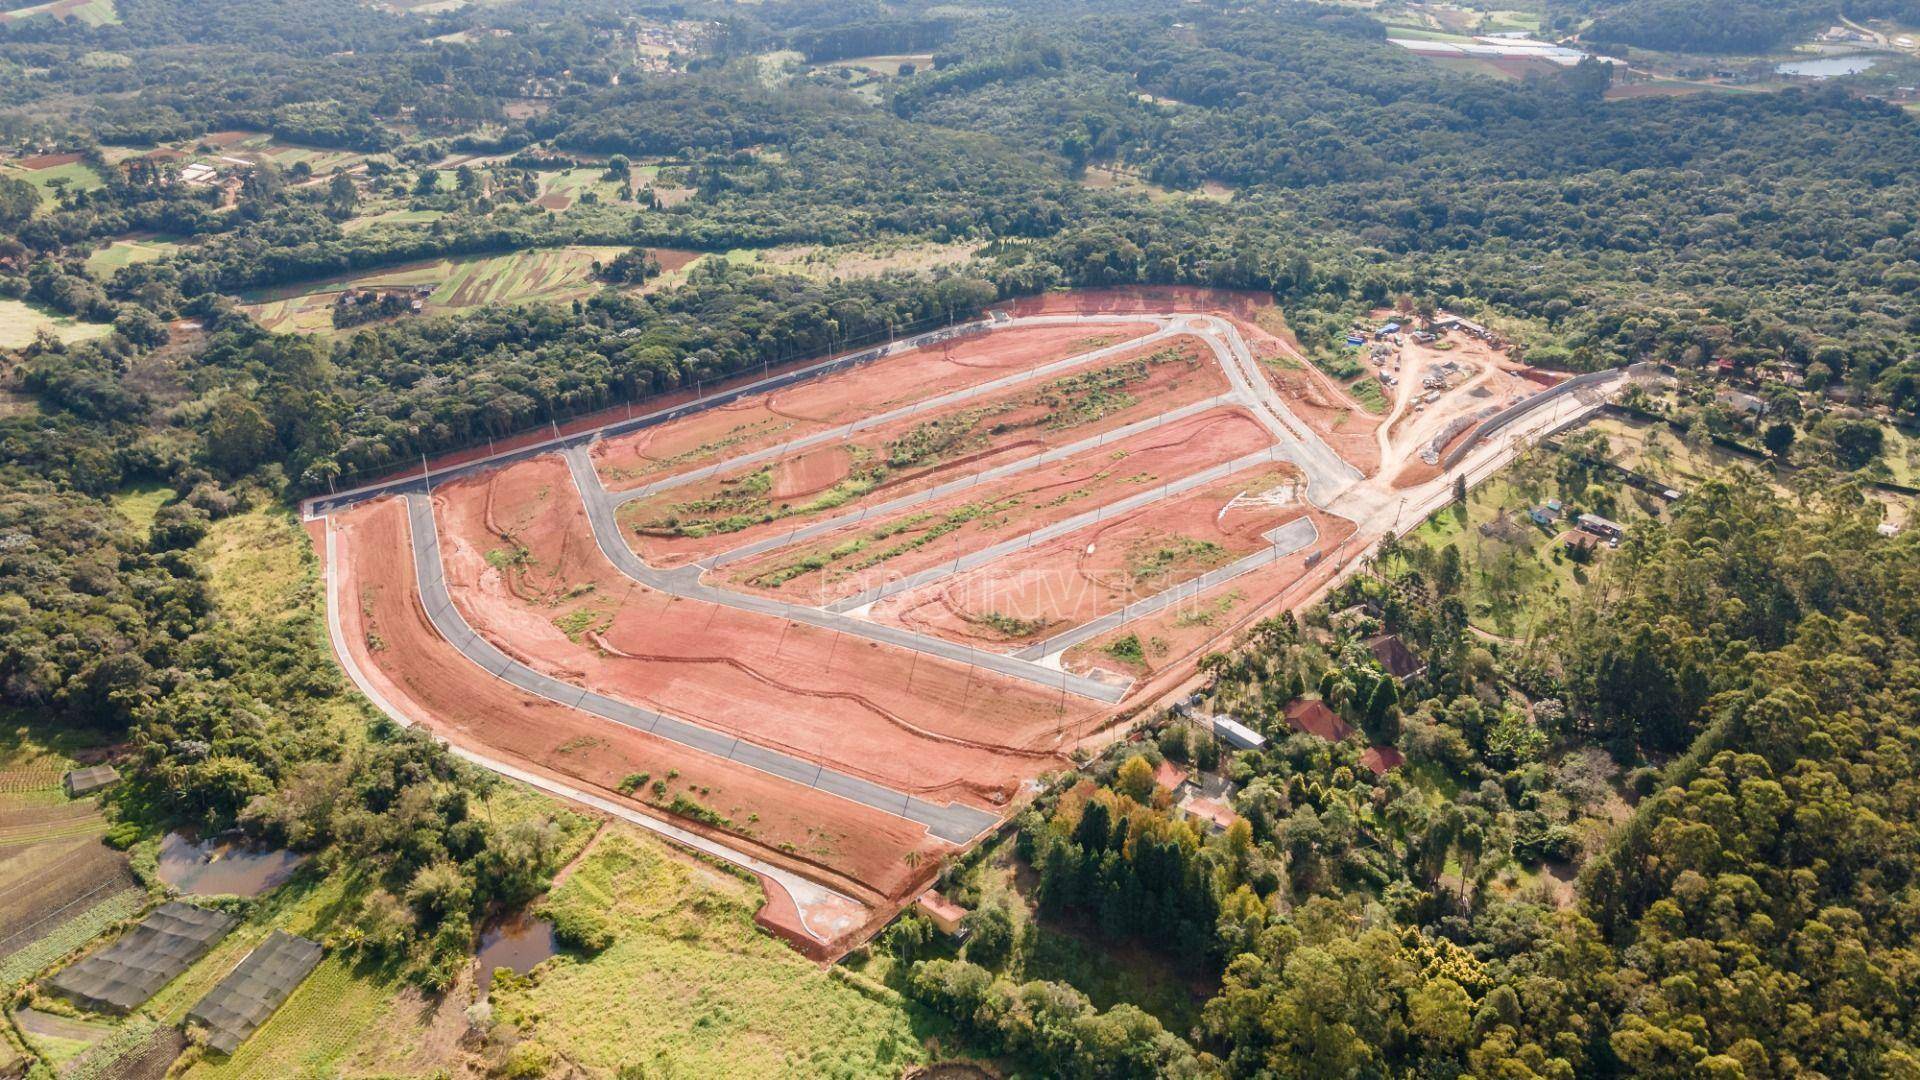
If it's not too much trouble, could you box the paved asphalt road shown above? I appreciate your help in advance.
[402,492,1001,844]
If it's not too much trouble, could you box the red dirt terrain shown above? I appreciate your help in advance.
[590,322,1155,491]
[616,336,1229,568]
[871,462,1310,648]
[1063,508,1356,681]
[428,455,1101,806]
[325,500,948,905]
[1008,287,1383,476]
[723,406,1276,606]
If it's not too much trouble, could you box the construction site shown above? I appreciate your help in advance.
[305,287,1625,956]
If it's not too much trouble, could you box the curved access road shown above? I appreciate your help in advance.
[319,519,862,943]
[400,491,1002,845]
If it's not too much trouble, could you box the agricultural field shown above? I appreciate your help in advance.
[0,0,115,26]
[314,289,1598,955]
[0,297,112,349]
[241,245,639,334]
[0,155,107,207]
[0,712,141,1074]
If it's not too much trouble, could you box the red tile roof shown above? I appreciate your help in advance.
[1284,698,1353,742]
[1360,746,1406,776]
[1153,760,1190,792]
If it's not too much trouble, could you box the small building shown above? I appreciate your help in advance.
[1377,321,1402,335]
[1564,531,1601,554]
[1178,795,1239,834]
[915,890,968,938]
[64,765,119,798]
[1717,388,1768,418]
[1344,334,1366,348]
[1879,521,1902,538]
[1284,698,1352,743]
[1211,715,1267,752]
[1359,746,1406,776]
[1366,634,1427,682]
[1546,499,1563,515]
[1578,513,1625,542]
[1529,506,1555,527]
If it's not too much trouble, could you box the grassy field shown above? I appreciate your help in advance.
[0,297,113,349]
[341,207,446,233]
[84,235,182,277]
[533,166,627,208]
[1579,414,1772,491]
[717,239,981,283]
[1406,470,1616,639]
[492,827,935,1077]
[242,244,631,334]
[0,160,108,204]
[109,484,172,533]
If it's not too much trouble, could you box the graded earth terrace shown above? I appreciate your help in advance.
[306,288,1623,954]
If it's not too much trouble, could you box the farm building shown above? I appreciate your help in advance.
[1211,715,1267,751]
[915,891,969,938]
[63,764,119,797]
[1578,513,1625,541]
[187,930,325,1054]
[1283,698,1352,742]
[51,902,238,1014]
[1366,634,1427,682]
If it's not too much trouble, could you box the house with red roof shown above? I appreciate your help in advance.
[1284,698,1352,742]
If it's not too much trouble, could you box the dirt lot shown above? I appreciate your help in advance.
[870,461,1310,649]
[326,498,953,905]
[1062,507,1357,681]
[723,407,1275,605]
[590,322,1156,491]
[1004,287,1387,476]
[614,335,1226,568]
[428,456,1100,803]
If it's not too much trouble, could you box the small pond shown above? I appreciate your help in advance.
[475,910,558,993]
[1776,54,1880,79]
[157,831,306,897]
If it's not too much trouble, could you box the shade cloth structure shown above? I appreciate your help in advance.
[187,929,324,1054]
[50,902,237,1014]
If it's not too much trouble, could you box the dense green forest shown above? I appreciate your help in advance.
[5,0,1920,1073]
